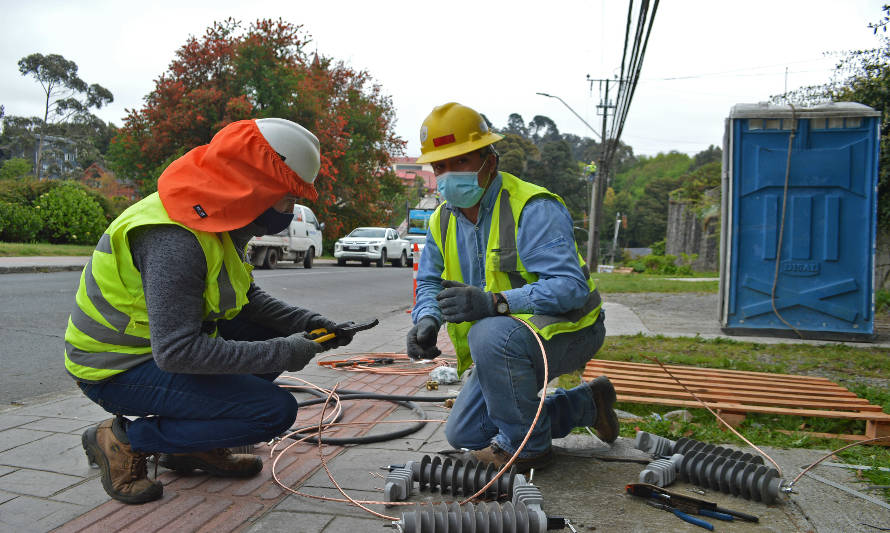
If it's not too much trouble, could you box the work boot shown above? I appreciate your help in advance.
[159,448,263,478]
[82,417,163,504]
[469,442,554,474]
[586,375,620,443]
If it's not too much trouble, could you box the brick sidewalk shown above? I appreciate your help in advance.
[52,370,430,533]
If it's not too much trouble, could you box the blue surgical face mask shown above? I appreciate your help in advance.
[254,207,294,234]
[437,160,489,208]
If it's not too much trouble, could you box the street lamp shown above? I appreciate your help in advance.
[535,93,602,141]
[537,91,604,267]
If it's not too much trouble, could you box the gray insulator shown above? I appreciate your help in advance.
[395,501,549,533]
[406,455,516,499]
[384,467,414,505]
[677,449,782,504]
[672,437,764,465]
[511,474,548,533]
[638,454,684,487]
[634,431,676,456]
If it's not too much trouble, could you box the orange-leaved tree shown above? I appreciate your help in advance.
[107,18,405,245]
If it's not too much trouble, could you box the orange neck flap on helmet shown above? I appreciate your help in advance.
[158,120,318,233]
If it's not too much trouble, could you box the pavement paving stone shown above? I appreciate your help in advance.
[322,515,393,533]
[0,466,12,477]
[49,477,111,508]
[0,433,93,476]
[0,494,85,533]
[20,417,94,434]
[0,427,51,453]
[0,468,82,497]
[11,395,107,422]
[273,488,387,519]
[243,510,332,532]
[0,489,15,505]
[0,414,40,431]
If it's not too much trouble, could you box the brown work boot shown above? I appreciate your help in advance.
[159,448,262,478]
[82,417,163,504]
[469,442,554,474]
[587,375,620,443]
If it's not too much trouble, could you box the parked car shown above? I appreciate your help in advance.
[403,234,427,266]
[246,204,324,269]
[334,227,410,267]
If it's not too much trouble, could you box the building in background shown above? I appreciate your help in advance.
[393,156,436,195]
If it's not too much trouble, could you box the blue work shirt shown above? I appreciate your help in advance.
[412,173,590,327]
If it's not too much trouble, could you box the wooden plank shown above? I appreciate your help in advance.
[773,429,890,445]
[590,371,860,398]
[616,394,890,421]
[583,369,846,394]
[586,359,834,382]
[613,384,883,412]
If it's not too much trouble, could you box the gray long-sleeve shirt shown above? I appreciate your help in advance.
[129,224,318,375]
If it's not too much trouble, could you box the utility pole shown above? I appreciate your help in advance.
[586,76,617,269]
[610,212,621,264]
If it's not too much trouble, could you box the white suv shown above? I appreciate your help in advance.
[334,227,410,267]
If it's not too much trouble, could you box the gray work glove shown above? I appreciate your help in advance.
[283,333,325,372]
[436,280,496,323]
[305,314,355,349]
[406,316,441,360]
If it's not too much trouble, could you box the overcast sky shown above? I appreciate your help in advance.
[2,0,886,159]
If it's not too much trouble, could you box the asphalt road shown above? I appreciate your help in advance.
[0,262,415,406]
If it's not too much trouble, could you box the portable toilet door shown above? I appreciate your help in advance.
[720,102,881,340]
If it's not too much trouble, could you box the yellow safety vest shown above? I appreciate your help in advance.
[429,172,602,376]
[64,193,253,382]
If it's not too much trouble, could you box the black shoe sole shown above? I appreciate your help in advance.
[591,376,620,443]
[82,426,163,505]
[158,455,262,478]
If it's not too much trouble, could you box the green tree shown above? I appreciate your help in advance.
[17,53,113,179]
[629,175,683,246]
[108,18,404,242]
[527,140,587,218]
[0,158,32,180]
[689,145,722,171]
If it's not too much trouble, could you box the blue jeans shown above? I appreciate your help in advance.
[444,312,606,457]
[77,318,298,454]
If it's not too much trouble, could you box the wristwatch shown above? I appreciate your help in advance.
[493,292,510,315]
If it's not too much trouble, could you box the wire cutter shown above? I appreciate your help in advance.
[304,318,379,347]
[642,499,715,530]
[318,357,395,368]
[627,483,759,523]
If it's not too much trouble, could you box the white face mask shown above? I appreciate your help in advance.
[437,160,488,208]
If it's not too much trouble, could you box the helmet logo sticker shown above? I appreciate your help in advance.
[433,133,456,147]
[420,125,428,143]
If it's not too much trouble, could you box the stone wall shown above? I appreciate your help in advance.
[876,229,890,290]
[665,190,719,272]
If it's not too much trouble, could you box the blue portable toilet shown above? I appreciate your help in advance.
[720,102,881,340]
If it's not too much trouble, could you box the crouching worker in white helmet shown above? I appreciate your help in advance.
[407,103,617,473]
[67,119,353,504]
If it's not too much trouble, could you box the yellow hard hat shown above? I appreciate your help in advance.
[416,102,503,164]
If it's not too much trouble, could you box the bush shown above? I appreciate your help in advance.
[877,289,890,314]
[629,253,694,275]
[0,201,42,242]
[34,182,106,245]
[0,178,55,205]
[650,240,666,256]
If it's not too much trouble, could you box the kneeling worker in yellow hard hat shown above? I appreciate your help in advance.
[407,102,617,472]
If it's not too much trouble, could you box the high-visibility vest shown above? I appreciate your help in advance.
[429,172,602,376]
[64,193,253,382]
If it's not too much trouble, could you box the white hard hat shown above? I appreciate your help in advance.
[255,118,321,184]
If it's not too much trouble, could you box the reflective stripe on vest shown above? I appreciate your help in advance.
[64,193,251,382]
[431,172,602,375]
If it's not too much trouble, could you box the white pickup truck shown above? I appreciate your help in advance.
[334,227,411,267]
[247,204,324,269]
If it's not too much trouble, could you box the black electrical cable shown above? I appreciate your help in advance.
[278,384,457,446]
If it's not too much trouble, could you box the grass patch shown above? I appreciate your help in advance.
[555,334,890,500]
[0,241,95,256]
[593,273,718,293]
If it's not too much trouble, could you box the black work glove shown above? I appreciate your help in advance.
[283,333,325,372]
[436,280,496,323]
[406,316,441,360]
[305,314,355,349]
